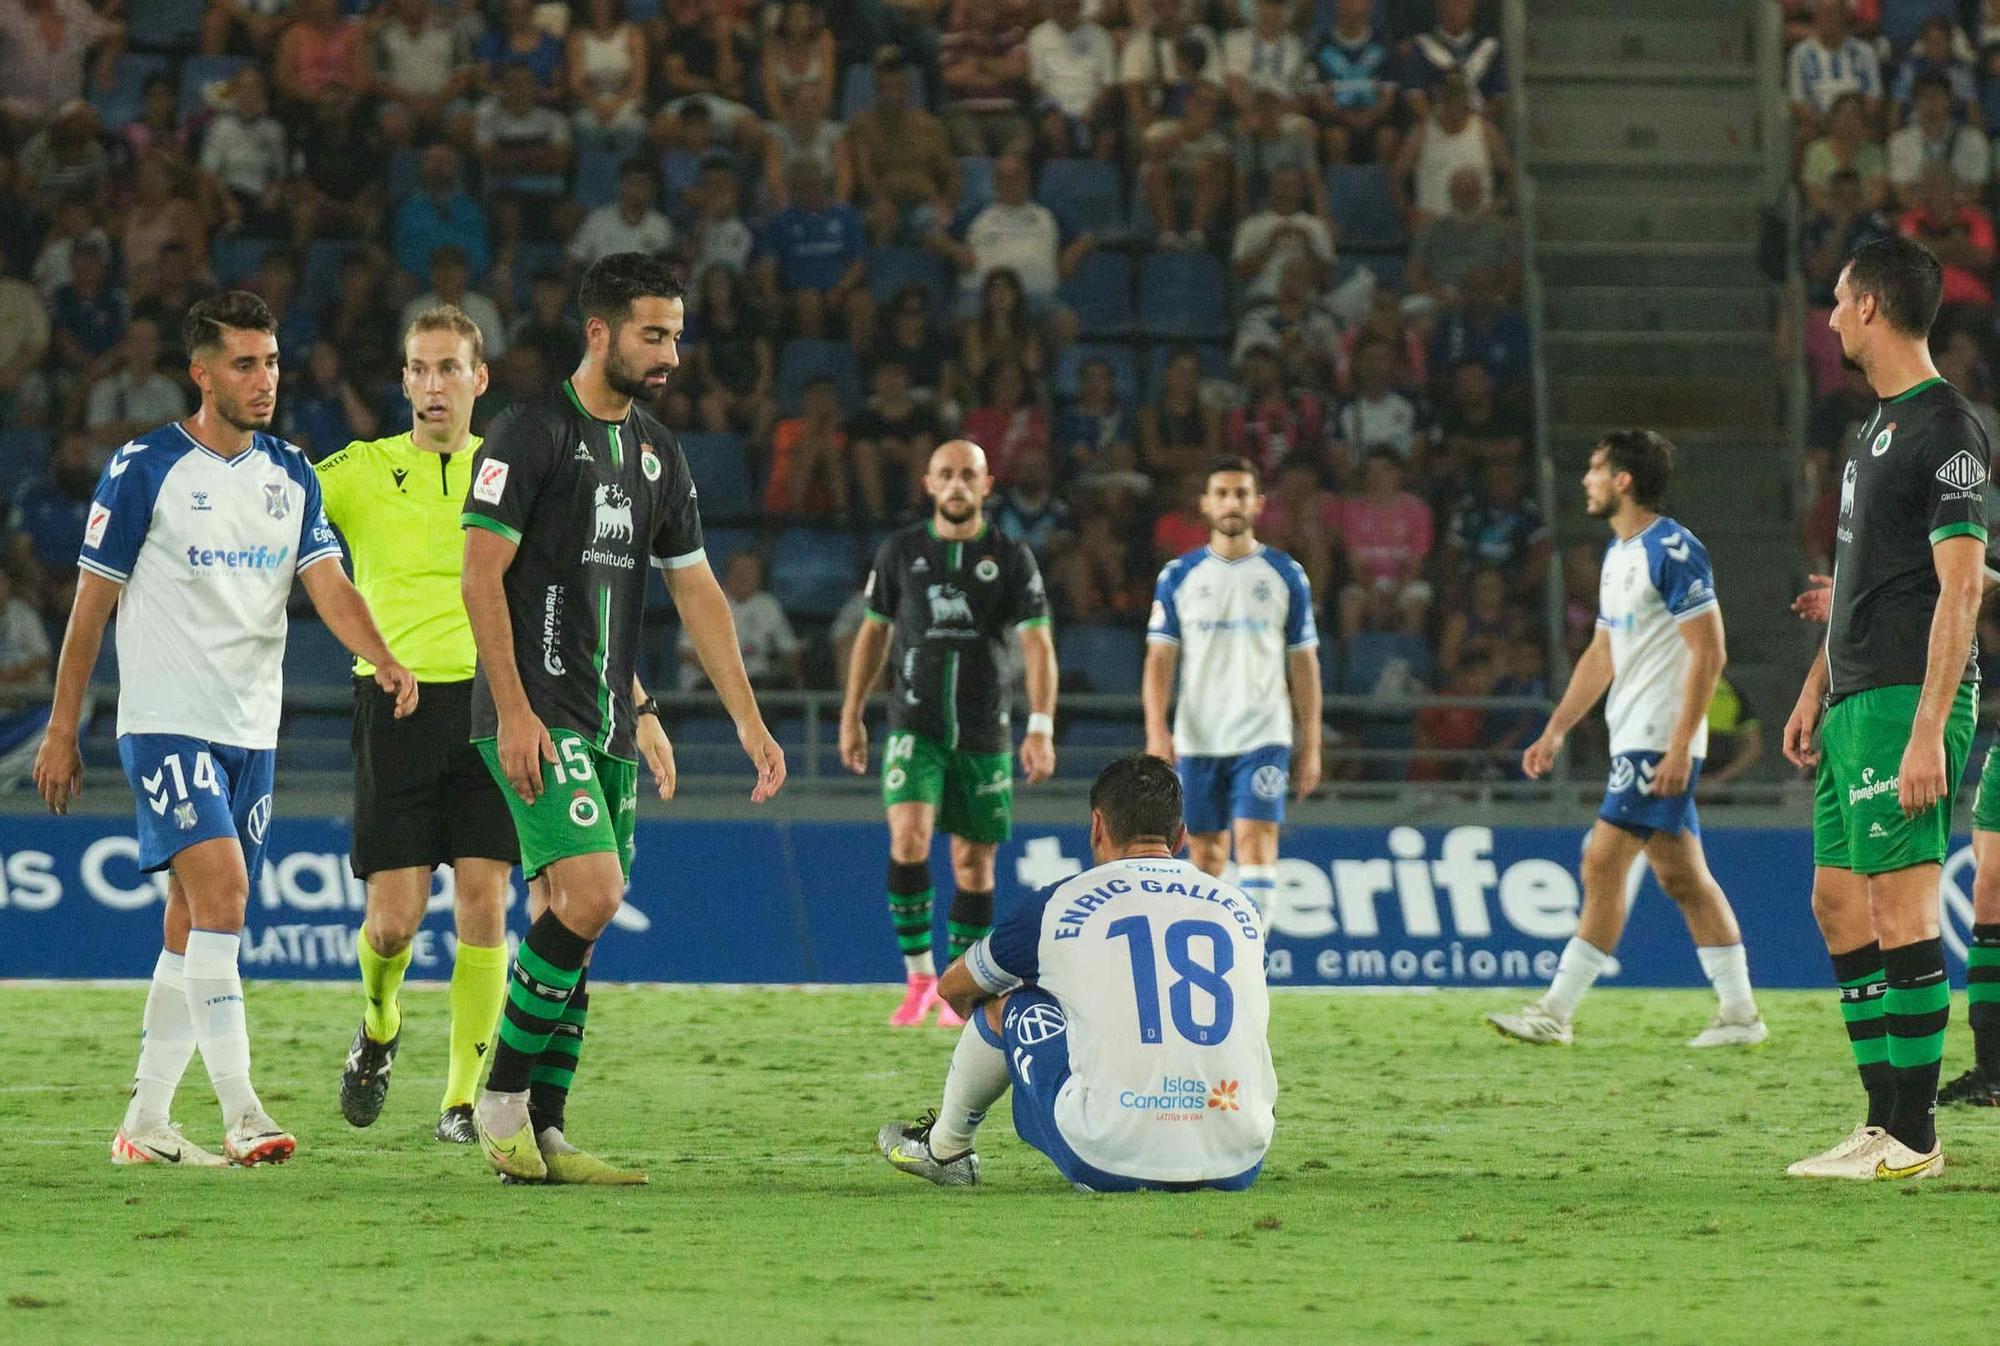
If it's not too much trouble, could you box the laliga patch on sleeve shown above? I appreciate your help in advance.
[84,503,110,549]
[473,459,509,505]
[1148,599,1166,630]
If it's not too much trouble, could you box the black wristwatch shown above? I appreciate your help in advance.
[635,696,662,722]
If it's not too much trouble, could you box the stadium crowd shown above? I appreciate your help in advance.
[0,0,1545,779]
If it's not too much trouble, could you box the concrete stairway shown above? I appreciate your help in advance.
[1519,0,1814,737]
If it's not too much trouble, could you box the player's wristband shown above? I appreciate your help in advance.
[635,697,662,722]
[1026,712,1054,737]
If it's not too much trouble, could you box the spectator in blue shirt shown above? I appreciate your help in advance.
[1787,0,1882,139]
[281,340,379,460]
[392,144,491,281]
[1445,456,1549,602]
[1307,0,1400,164]
[991,447,1076,568]
[7,431,97,617]
[1401,0,1505,119]
[753,157,866,340]
[1428,265,1530,396]
[48,235,127,408]
[1889,15,1978,124]
[1054,355,1138,482]
[477,0,568,100]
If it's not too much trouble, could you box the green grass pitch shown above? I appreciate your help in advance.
[5,984,2000,1345]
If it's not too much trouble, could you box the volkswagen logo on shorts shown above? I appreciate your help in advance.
[246,794,273,844]
[1608,756,1636,793]
[1012,1001,1067,1045]
[569,792,601,828]
[1251,765,1287,801]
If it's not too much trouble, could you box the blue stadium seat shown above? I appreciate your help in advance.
[0,428,54,499]
[700,526,756,575]
[1058,251,1134,340]
[89,54,170,128]
[128,0,204,51]
[177,56,252,125]
[382,146,423,205]
[1061,718,1141,751]
[775,339,862,417]
[956,157,996,230]
[507,241,568,308]
[866,245,952,312]
[677,431,755,517]
[623,0,665,17]
[1144,343,1231,398]
[282,617,354,690]
[1881,0,1959,52]
[1136,253,1230,341]
[573,147,624,209]
[210,236,278,287]
[769,529,862,619]
[1061,624,1144,695]
[299,239,361,317]
[1353,250,1406,295]
[1052,343,1139,408]
[1325,163,1407,252]
[1037,159,1123,238]
[839,64,927,119]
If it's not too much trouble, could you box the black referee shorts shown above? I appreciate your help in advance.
[350,677,520,879]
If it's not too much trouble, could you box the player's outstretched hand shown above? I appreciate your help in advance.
[1520,729,1564,780]
[1652,744,1692,797]
[499,710,557,804]
[32,732,81,815]
[1293,746,1322,799]
[1781,696,1823,769]
[1021,730,1055,784]
[742,720,787,802]
[1898,732,1947,818]
[374,658,419,718]
[636,713,677,801]
[839,714,869,775]
[1791,573,1833,624]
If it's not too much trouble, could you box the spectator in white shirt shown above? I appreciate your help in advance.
[1887,72,1990,207]
[1788,0,1881,138]
[0,567,51,695]
[679,551,801,689]
[931,152,1095,318]
[1230,164,1334,304]
[569,157,675,267]
[1331,333,1424,484]
[687,157,755,276]
[370,0,476,142]
[85,317,187,447]
[1027,0,1118,158]
[199,68,288,235]
[401,245,508,359]
[1120,0,1222,129]
[1222,0,1306,116]
[0,244,51,428]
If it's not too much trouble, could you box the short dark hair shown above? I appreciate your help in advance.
[1206,454,1262,492]
[183,290,275,357]
[1846,234,1944,337]
[1914,71,1953,99]
[1597,428,1674,508]
[1090,754,1183,845]
[619,156,656,181]
[577,252,684,330]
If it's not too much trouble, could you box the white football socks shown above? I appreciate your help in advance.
[1542,936,1610,1021]
[1697,943,1757,1020]
[183,930,261,1124]
[904,950,937,977]
[125,950,196,1132]
[929,1014,1010,1159]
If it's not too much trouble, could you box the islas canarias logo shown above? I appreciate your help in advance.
[1207,1081,1241,1112]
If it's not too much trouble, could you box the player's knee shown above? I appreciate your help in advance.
[560,884,624,938]
[365,910,420,952]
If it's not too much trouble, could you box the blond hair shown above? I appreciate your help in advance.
[403,304,486,367]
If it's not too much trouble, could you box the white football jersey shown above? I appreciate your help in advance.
[77,423,343,748]
[1596,515,1718,757]
[1146,545,1317,757]
[968,855,1276,1183]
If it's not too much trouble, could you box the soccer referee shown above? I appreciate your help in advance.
[320,306,522,1144]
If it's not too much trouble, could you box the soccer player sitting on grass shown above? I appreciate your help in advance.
[879,754,1275,1192]
[1782,235,1987,1181]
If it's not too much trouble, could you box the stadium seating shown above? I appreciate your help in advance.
[1052,343,1140,408]
[1144,343,1232,397]
[1324,164,1408,253]
[506,242,568,307]
[956,157,997,230]
[700,526,757,575]
[865,245,953,314]
[126,0,204,52]
[1060,624,1145,695]
[211,236,279,287]
[1136,254,1231,342]
[88,54,170,129]
[677,431,756,517]
[299,239,362,316]
[1037,159,1125,238]
[775,339,863,417]
[769,528,863,620]
[281,617,354,692]
[838,64,926,120]
[1059,251,1135,340]
[176,56,252,126]
[573,147,625,210]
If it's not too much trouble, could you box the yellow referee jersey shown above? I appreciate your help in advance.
[314,431,481,682]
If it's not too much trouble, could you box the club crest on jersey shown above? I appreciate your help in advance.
[641,444,661,482]
[263,481,289,520]
[1937,449,1984,491]
[593,483,633,543]
[569,791,600,828]
[974,557,999,582]
[1870,422,1895,457]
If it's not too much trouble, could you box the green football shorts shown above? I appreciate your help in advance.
[476,729,637,881]
[1812,682,1976,875]
[881,729,1014,844]
[1973,738,2000,835]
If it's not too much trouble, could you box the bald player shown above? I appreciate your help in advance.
[840,442,1060,1026]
